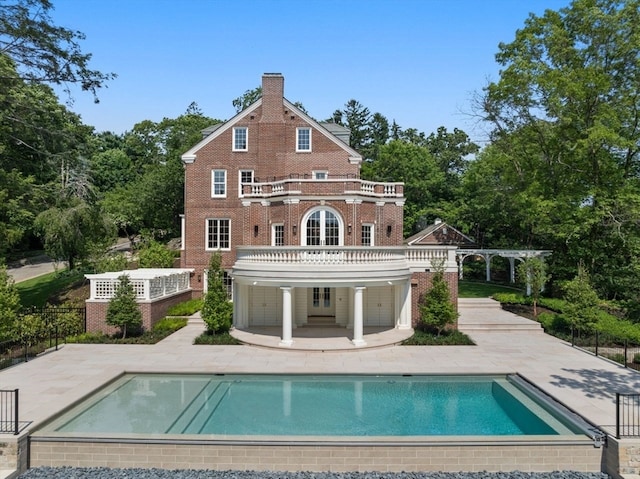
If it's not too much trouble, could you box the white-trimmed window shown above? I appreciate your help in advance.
[206,218,230,250]
[272,223,284,246]
[296,127,311,152]
[211,170,227,197]
[233,127,248,151]
[223,271,233,300]
[313,170,328,180]
[238,169,254,197]
[203,270,233,300]
[362,224,374,246]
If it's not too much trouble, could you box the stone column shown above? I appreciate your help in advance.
[352,286,366,347]
[280,286,293,346]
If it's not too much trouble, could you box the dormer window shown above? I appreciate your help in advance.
[296,127,311,152]
[233,127,248,151]
[313,170,328,180]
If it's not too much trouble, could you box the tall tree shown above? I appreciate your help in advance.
[363,140,447,235]
[330,99,372,153]
[473,0,640,298]
[232,86,261,113]
[0,0,116,101]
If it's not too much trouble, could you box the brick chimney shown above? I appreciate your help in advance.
[261,73,284,123]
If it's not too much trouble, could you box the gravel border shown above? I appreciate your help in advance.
[17,468,611,479]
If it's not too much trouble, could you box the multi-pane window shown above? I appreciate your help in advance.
[238,169,254,197]
[206,218,230,250]
[211,170,226,197]
[233,127,248,151]
[204,270,233,300]
[296,127,311,152]
[313,170,328,180]
[362,224,373,246]
[306,210,339,246]
[272,223,284,246]
[223,271,233,300]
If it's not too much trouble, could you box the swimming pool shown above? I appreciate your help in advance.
[41,373,591,438]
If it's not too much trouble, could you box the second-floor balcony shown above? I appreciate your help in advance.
[232,246,458,286]
[241,175,403,199]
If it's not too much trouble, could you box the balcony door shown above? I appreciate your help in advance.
[305,209,341,246]
[308,287,335,317]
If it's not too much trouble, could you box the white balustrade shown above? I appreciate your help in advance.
[86,269,194,301]
[240,178,401,199]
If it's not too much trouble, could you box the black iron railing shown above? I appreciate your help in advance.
[572,329,640,370]
[616,393,640,438]
[0,389,18,435]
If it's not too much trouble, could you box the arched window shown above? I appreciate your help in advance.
[302,207,343,246]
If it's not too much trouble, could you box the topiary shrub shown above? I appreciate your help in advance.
[106,275,142,339]
[201,252,232,334]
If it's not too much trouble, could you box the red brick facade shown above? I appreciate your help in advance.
[181,74,403,290]
[179,73,458,334]
[86,291,192,335]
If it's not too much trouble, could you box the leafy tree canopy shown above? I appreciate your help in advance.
[0,0,116,101]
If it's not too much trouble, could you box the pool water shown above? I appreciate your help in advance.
[50,374,582,437]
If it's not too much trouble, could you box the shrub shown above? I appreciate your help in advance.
[492,292,525,304]
[419,266,458,336]
[201,252,232,334]
[194,331,241,345]
[633,353,640,364]
[167,299,203,316]
[152,317,187,333]
[106,275,142,338]
[138,241,175,268]
[403,329,474,346]
[94,253,128,273]
[67,332,110,343]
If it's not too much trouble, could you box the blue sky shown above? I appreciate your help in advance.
[50,0,571,144]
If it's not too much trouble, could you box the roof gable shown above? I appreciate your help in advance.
[406,222,475,246]
[181,93,363,164]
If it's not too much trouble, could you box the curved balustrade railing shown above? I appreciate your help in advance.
[236,247,407,264]
[236,246,455,266]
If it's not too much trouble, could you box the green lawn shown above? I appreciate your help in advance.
[15,269,82,308]
[458,280,522,298]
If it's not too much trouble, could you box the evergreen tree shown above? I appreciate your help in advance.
[562,266,601,335]
[106,275,142,338]
[419,263,458,336]
[201,252,233,334]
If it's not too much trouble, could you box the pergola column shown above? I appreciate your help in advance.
[508,257,516,283]
[352,286,366,347]
[279,286,293,346]
[485,254,491,282]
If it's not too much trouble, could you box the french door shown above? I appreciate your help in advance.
[309,287,335,316]
[306,210,340,246]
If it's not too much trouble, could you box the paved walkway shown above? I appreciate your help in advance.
[1,298,639,442]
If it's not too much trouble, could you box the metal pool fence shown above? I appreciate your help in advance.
[571,328,640,371]
[616,393,640,438]
[0,389,18,435]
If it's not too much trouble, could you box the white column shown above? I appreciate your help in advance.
[180,214,185,251]
[232,282,240,328]
[485,254,491,282]
[352,286,366,347]
[396,280,412,330]
[509,257,516,283]
[280,286,293,346]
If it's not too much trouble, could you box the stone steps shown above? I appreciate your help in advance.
[457,298,544,334]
